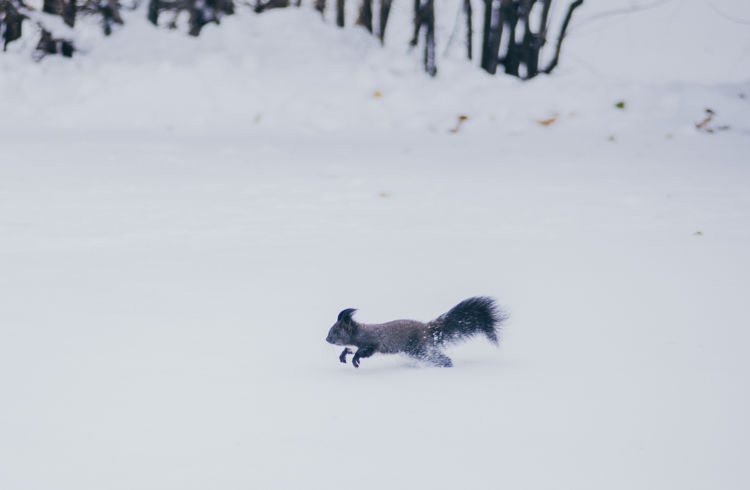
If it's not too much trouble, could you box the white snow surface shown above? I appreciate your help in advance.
[1,1,750,489]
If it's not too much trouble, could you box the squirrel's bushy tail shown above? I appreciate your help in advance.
[431,296,506,346]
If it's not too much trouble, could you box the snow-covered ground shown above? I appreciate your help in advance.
[1,1,749,489]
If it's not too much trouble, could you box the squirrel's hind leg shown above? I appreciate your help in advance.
[404,339,453,368]
[426,350,453,367]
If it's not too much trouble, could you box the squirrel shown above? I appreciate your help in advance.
[325,297,506,368]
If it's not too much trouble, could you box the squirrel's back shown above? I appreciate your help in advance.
[364,320,427,354]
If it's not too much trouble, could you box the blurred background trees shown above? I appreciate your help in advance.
[1,0,583,78]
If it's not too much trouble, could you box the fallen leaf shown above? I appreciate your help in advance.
[696,113,713,130]
[373,91,382,98]
[694,231,703,236]
[378,192,390,198]
[615,101,626,109]
[449,114,469,133]
[536,117,557,126]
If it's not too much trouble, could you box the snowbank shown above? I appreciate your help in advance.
[1,2,749,490]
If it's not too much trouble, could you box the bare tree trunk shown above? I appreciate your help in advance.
[188,0,204,36]
[1,1,29,51]
[464,0,472,60]
[62,0,76,27]
[378,0,392,43]
[410,0,420,45]
[524,0,551,77]
[538,0,551,36]
[543,0,583,74]
[480,0,491,67]
[425,23,436,76]
[336,0,345,27]
[423,0,436,76]
[508,0,549,78]
[500,0,521,76]
[147,0,160,24]
[356,0,372,33]
[481,0,503,74]
[410,0,436,76]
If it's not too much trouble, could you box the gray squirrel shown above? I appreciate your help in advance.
[325,297,506,368]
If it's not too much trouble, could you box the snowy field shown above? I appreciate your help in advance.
[2,1,750,489]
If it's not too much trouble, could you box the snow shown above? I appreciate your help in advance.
[1,1,749,489]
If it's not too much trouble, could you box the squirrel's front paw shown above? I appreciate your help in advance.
[339,348,352,364]
[352,357,360,368]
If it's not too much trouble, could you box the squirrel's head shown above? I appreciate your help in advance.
[326,308,358,345]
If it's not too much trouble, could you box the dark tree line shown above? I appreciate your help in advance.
[410,0,436,76]
[2,0,124,58]
[148,0,233,36]
[1,0,583,79]
[1,0,29,51]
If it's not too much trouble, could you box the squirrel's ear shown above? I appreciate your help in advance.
[337,308,357,323]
